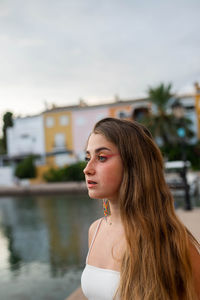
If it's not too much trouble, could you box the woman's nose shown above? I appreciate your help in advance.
[83,160,95,175]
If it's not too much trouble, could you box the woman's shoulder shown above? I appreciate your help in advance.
[88,217,103,247]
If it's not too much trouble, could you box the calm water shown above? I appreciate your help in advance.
[0,194,199,300]
[0,194,103,300]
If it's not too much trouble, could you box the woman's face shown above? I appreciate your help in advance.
[83,133,123,201]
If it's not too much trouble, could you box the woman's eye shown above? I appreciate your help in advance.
[85,157,90,162]
[98,155,107,162]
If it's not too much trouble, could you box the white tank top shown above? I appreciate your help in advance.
[81,218,120,300]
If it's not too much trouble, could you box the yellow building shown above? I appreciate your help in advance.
[43,109,74,168]
[195,82,200,139]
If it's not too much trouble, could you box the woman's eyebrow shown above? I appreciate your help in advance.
[86,147,111,154]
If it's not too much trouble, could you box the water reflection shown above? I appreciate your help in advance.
[0,229,10,271]
[0,195,102,299]
[0,197,49,273]
[38,196,85,276]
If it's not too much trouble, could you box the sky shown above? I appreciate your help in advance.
[0,0,200,128]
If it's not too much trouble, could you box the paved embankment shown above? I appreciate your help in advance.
[66,208,200,300]
[0,182,87,196]
[176,208,200,242]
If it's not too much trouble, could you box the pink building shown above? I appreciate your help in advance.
[72,106,109,160]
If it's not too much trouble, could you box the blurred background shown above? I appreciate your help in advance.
[0,0,200,299]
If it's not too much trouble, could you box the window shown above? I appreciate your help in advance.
[132,107,149,121]
[76,117,86,126]
[20,134,29,139]
[185,106,194,112]
[117,111,129,119]
[46,117,54,128]
[54,133,66,149]
[60,115,69,126]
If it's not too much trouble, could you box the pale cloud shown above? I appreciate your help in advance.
[16,38,45,48]
[0,0,199,131]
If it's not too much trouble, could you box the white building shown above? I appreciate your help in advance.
[6,114,46,163]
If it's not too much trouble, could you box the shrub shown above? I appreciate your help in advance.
[43,167,65,182]
[63,161,86,181]
[15,155,36,179]
[43,161,86,182]
[161,141,200,170]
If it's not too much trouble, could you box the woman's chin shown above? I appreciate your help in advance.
[88,190,105,199]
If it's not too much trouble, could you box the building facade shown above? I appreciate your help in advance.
[7,114,45,161]
[4,91,200,184]
[43,109,74,167]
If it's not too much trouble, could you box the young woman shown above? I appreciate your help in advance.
[81,117,200,300]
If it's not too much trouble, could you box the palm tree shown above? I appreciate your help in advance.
[142,83,193,147]
[2,111,13,153]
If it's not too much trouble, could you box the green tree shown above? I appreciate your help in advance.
[15,155,36,179]
[2,112,13,152]
[0,137,5,154]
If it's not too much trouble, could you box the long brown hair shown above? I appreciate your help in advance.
[93,117,199,300]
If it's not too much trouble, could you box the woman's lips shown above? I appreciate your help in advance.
[87,180,97,188]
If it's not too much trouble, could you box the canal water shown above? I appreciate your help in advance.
[0,194,199,300]
[0,194,103,300]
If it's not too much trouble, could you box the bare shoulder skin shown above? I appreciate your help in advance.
[87,217,125,271]
[88,218,102,248]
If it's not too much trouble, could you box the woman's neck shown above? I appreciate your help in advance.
[106,200,122,226]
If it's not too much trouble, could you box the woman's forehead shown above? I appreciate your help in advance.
[86,133,117,152]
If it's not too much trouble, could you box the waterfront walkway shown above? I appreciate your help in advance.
[66,208,200,300]
[0,182,87,196]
